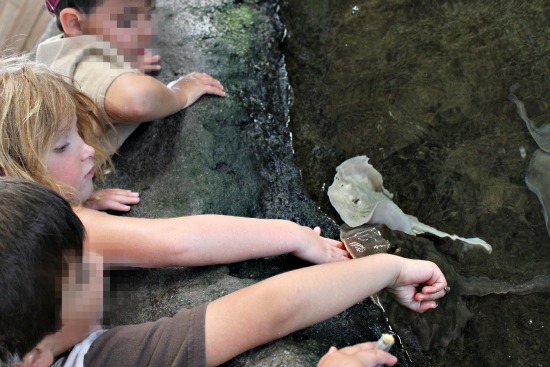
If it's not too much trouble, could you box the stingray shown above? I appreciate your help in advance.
[508,85,550,153]
[327,155,492,253]
[525,150,550,236]
[340,223,550,350]
[509,87,550,237]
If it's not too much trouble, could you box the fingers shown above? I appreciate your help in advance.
[417,271,448,304]
[142,63,162,73]
[316,226,351,261]
[204,84,226,97]
[86,189,140,211]
[412,283,450,312]
[104,202,133,212]
[338,342,377,354]
[170,72,226,97]
[318,346,397,367]
[353,349,398,366]
[389,263,450,313]
[397,259,448,291]
[315,226,351,261]
[138,54,161,73]
[339,246,352,259]
[100,190,140,205]
[142,54,161,64]
[418,287,447,300]
[367,350,399,366]
[330,246,352,261]
[172,72,223,87]
[414,299,439,313]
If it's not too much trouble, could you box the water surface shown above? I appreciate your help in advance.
[281,1,550,365]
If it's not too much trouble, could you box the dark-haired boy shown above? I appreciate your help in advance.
[37,0,225,150]
[0,177,447,367]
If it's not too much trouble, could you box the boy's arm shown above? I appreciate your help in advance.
[203,253,446,366]
[104,72,225,123]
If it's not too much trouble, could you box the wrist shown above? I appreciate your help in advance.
[383,253,405,288]
[167,80,189,109]
[294,222,315,252]
[361,253,403,288]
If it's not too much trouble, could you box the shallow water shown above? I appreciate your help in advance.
[281,0,550,365]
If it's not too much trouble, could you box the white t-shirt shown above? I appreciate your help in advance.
[51,330,106,367]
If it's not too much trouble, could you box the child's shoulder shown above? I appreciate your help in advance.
[38,34,109,51]
[36,34,132,75]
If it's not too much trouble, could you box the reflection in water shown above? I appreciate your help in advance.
[281,0,550,365]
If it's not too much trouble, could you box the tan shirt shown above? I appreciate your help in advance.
[36,34,141,150]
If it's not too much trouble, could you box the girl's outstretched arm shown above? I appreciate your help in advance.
[203,253,446,366]
[75,207,349,267]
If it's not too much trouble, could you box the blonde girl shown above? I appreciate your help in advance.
[0,56,349,267]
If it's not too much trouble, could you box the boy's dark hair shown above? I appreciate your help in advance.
[54,0,104,31]
[53,0,154,31]
[0,177,85,362]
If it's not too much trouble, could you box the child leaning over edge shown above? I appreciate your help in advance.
[0,56,348,268]
[0,177,448,367]
[37,0,225,151]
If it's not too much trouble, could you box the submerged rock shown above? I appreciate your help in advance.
[280,0,550,365]
[340,223,550,351]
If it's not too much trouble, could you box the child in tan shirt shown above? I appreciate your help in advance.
[37,0,225,151]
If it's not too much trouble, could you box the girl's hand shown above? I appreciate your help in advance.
[84,189,140,212]
[386,258,448,313]
[291,226,351,264]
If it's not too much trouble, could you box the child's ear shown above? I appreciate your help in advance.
[20,347,54,367]
[59,8,85,37]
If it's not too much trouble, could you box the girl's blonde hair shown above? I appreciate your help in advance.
[0,55,114,204]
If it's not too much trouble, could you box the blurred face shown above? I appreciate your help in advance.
[45,115,96,201]
[80,0,154,65]
[18,252,105,367]
[61,251,104,337]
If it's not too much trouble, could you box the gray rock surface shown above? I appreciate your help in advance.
[39,0,412,365]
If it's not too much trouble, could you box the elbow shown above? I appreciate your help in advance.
[257,282,308,338]
[105,75,162,123]
[110,94,155,122]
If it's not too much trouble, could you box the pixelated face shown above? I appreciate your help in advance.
[45,115,96,201]
[81,0,154,64]
[61,252,104,339]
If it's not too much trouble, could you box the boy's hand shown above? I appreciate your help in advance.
[137,53,162,74]
[84,189,140,212]
[168,72,225,108]
[317,343,398,367]
[386,258,448,313]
